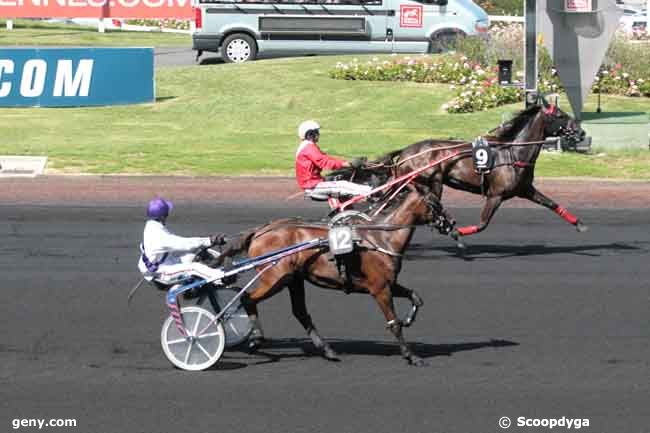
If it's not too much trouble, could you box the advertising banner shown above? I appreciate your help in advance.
[0,48,154,107]
[565,0,592,12]
[0,0,192,19]
[399,4,423,28]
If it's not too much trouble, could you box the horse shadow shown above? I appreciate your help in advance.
[236,338,518,365]
[405,242,644,262]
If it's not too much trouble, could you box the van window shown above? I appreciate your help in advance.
[410,0,447,4]
[205,0,382,5]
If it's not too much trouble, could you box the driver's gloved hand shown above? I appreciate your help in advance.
[210,233,227,246]
[349,157,366,169]
[222,273,238,286]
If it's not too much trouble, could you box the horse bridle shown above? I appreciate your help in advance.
[542,104,583,144]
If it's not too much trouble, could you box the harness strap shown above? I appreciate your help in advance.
[140,243,168,273]
[358,240,403,257]
[490,146,536,170]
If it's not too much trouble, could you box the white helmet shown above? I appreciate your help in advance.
[298,120,320,140]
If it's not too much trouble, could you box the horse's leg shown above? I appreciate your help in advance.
[391,283,424,328]
[451,195,503,247]
[240,293,265,352]
[240,273,290,352]
[428,174,457,234]
[288,278,340,361]
[373,286,426,366]
[522,186,588,232]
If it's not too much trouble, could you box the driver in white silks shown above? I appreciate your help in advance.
[137,197,227,287]
[295,120,373,203]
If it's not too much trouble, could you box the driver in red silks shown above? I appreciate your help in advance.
[295,120,372,199]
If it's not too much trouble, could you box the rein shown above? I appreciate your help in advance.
[396,142,469,167]
[486,139,548,146]
[394,139,547,169]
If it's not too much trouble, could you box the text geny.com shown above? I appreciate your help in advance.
[12,418,77,430]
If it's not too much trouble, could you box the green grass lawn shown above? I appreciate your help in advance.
[0,19,189,47]
[1,52,649,177]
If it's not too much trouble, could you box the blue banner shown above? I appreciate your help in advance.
[0,48,154,107]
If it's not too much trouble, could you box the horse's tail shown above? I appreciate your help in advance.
[221,218,300,260]
[221,229,257,259]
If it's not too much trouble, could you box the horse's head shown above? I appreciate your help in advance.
[539,97,586,144]
[406,184,446,226]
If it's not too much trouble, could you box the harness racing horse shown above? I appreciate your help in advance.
[352,100,588,247]
[232,188,440,366]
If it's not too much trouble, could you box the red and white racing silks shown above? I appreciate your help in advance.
[137,220,223,284]
[295,140,372,197]
[295,139,346,190]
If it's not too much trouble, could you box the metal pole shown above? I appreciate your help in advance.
[524,0,538,107]
[7,19,13,30]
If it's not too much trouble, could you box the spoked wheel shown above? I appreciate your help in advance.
[329,210,372,226]
[160,306,226,371]
[215,287,253,347]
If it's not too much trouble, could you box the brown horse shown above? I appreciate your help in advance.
[231,188,440,366]
[339,100,588,247]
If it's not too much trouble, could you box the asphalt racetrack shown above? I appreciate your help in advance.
[1,203,649,433]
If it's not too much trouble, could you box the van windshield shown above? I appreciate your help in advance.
[409,0,446,4]
[210,0,383,4]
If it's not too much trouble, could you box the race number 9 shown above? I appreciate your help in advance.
[475,148,489,166]
[329,226,354,255]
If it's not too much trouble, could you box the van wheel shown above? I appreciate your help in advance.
[222,33,257,63]
[430,30,463,53]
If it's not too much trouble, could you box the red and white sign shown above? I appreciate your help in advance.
[400,4,423,28]
[565,0,592,12]
[0,0,192,19]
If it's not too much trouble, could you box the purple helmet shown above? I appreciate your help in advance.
[146,197,173,219]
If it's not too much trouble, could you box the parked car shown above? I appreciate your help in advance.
[620,12,648,32]
[192,0,489,63]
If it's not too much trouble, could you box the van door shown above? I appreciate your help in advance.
[390,0,438,53]
[361,0,395,53]
[258,0,394,55]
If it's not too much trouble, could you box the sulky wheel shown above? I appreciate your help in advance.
[329,210,372,227]
[215,287,253,348]
[160,306,226,371]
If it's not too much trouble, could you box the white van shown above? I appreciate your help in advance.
[192,0,489,62]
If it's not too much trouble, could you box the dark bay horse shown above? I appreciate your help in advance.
[231,188,439,366]
[339,101,588,247]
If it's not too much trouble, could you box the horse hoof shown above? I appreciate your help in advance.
[411,291,424,307]
[323,347,341,362]
[576,222,589,233]
[408,356,428,367]
[247,337,264,353]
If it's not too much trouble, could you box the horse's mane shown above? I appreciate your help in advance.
[375,149,402,165]
[489,104,542,142]
[373,187,416,216]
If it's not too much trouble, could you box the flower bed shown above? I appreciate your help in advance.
[330,23,650,113]
[330,54,560,113]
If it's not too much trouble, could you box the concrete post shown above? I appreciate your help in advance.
[525,0,538,107]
